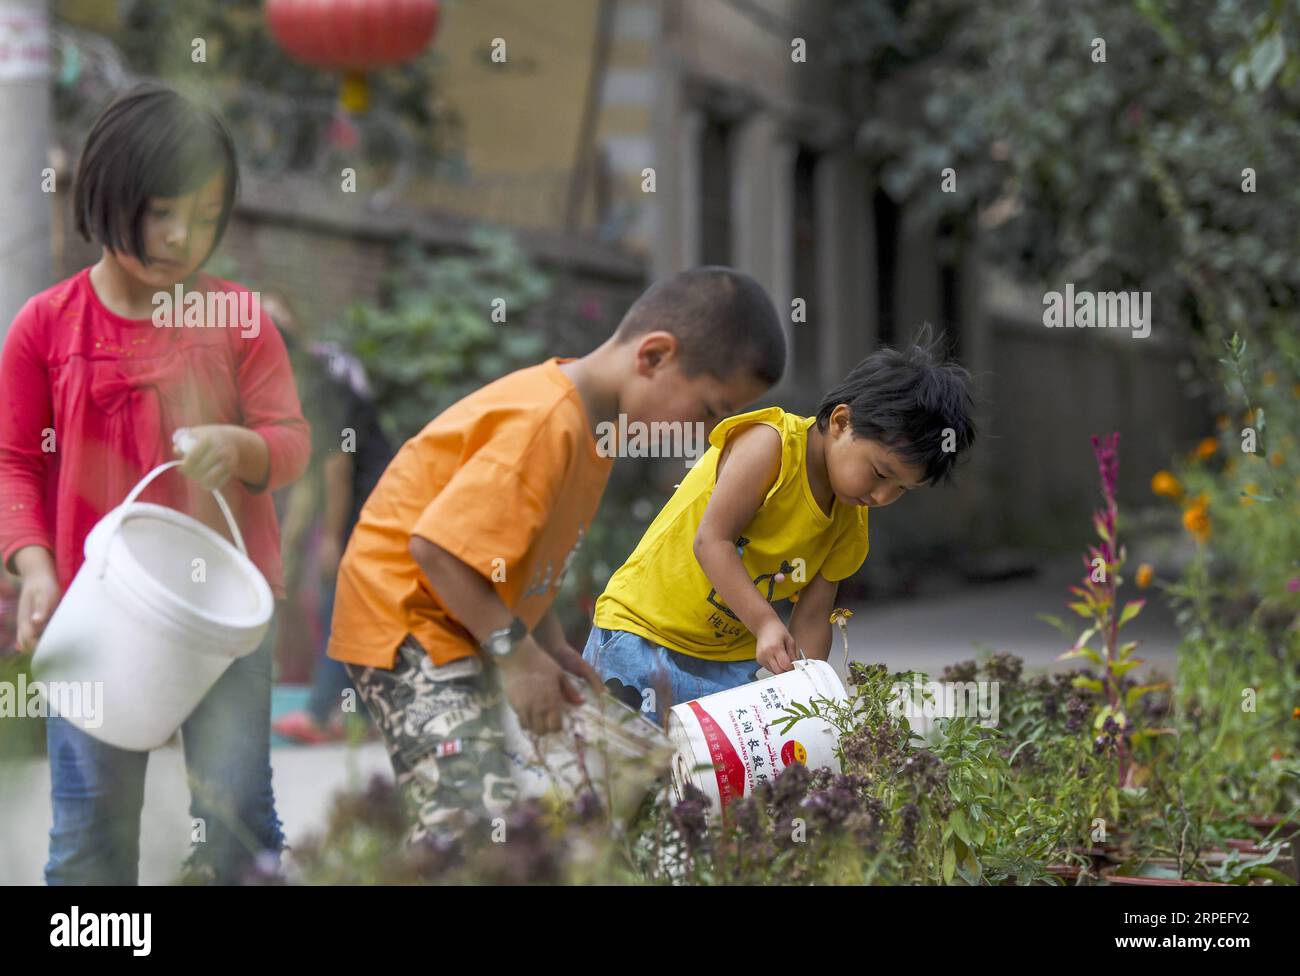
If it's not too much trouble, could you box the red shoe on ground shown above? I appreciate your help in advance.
[273,710,340,745]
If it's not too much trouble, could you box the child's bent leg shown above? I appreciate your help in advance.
[582,626,678,719]
[669,653,759,701]
[346,637,516,845]
[581,626,646,711]
[180,633,284,884]
[44,716,149,885]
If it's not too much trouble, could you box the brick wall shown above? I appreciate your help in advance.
[53,173,648,348]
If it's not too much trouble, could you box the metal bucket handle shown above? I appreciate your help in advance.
[95,460,246,578]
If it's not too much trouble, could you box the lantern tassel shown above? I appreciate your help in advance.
[340,71,371,114]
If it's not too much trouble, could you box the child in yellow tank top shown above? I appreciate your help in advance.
[583,328,978,720]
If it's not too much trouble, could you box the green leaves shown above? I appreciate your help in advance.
[1060,645,1104,667]
[1072,676,1105,695]
[329,229,552,442]
[1036,613,1073,639]
[1118,680,1170,712]
[1249,32,1287,90]
[1118,600,1145,627]
[949,808,987,848]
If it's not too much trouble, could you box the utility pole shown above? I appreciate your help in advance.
[0,0,52,337]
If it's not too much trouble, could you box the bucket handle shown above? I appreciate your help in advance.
[96,461,247,578]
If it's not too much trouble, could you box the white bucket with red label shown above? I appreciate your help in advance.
[666,659,848,817]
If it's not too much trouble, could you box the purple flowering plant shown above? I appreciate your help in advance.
[1039,432,1171,790]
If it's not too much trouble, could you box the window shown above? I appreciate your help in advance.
[699,115,733,265]
[937,214,963,359]
[793,147,819,384]
[873,186,900,346]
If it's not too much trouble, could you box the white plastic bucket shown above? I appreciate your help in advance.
[31,461,273,751]
[667,659,848,817]
[499,677,676,821]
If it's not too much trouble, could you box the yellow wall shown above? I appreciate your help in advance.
[56,0,619,231]
[436,0,599,175]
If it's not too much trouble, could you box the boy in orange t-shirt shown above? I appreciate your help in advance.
[327,267,785,843]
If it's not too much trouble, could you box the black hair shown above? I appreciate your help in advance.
[613,266,786,386]
[815,323,977,486]
[74,82,239,267]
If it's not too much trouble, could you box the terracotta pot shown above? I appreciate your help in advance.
[1246,816,1300,843]
[1045,863,1087,884]
[1101,858,1284,886]
[1102,873,1230,887]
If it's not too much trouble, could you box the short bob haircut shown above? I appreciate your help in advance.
[815,323,977,487]
[74,82,239,267]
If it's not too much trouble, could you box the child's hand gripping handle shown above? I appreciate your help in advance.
[93,430,247,578]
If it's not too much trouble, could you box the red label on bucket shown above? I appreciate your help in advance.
[688,700,746,811]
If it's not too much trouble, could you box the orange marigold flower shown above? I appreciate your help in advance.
[1182,500,1211,544]
[1270,451,1284,468]
[1135,564,1154,588]
[1195,437,1218,460]
[1150,470,1182,499]
[1293,707,1300,721]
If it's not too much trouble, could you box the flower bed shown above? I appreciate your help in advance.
[287,336,1297,886]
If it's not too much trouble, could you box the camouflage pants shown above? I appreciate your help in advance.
[346,636,517,845]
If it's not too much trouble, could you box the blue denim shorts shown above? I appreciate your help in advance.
[582,626,758,724]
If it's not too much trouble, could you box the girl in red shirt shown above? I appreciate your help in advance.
[0,83,310,884]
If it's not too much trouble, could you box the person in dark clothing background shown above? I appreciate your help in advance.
[264,292,395,743]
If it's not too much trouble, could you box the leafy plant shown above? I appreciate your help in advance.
[329,228,550,444]
[1044,433,1171,788]
[829,0,1300,355]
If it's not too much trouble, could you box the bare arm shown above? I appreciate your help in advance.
[408,535,597,733]
[11,544,59,653]
[12,544,54,579]
[279,477,318,585]
[534,607,602,687]
[692,423,784,637]
[409,535,517,646]
[693,423,800,672]
[533,608,568,653]
[315,452,353,584]
[321,452,353,548]
[788,573,839,661]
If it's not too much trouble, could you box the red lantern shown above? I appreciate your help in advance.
[266,0,440,111]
